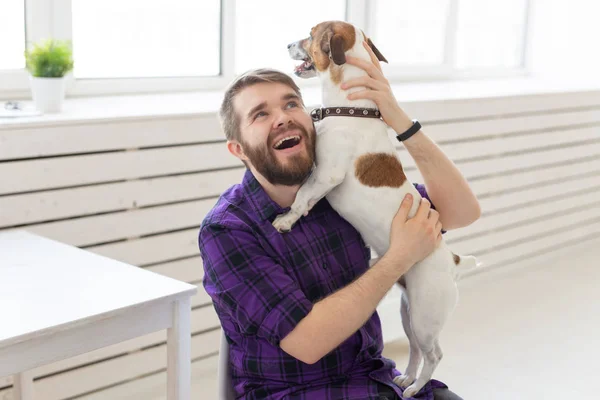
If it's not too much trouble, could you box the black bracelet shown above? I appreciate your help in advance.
[395,120,421,142]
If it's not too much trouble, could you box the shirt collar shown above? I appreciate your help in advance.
[242,169,290,222]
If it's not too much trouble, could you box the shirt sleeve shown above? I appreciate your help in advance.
[413,183,446,234]
[199,223,314,346]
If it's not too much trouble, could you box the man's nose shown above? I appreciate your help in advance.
[274,109,292,128]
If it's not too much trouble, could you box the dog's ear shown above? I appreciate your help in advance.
[321,31,347,65]
[367,38,388,63]
[330,34,346,65]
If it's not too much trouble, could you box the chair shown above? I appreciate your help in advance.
[218,330,236,400]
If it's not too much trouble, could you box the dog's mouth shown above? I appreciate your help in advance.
[294,58,315,76]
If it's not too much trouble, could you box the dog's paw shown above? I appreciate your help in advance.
[272,212,299,233]
[402,382,424,398]
[393,374,415,388]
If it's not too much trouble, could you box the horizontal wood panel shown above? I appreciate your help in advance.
[0,168,244,228]
[192,284,212,308]
[20,198,217,247]
[0,115,222,161]
[473,222,600,271]
[396,126,600,169]
[477,176,600,215]
[414,108,600,143]
[446,188,600,243]
[468,160,600,197]
[450,206,600,256]
[76,355,221,400]
[451,141,600,180]
[0,143,241,195]
[34,329,221,400]
[144,257,203,284]
[88,229,200,267]
[401,90,600,123]
[415,126,600,162]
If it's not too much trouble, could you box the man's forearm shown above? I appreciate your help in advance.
[401,130,480,229]
[280,252,410,364]
[388,109,480,229]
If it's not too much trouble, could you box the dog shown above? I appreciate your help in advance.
[272,21,479,397]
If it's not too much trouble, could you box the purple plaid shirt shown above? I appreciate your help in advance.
[199,169,447,399]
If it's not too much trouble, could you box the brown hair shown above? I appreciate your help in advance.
[218,69,303,142]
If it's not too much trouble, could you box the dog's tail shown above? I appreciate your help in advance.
[453,253,482,280]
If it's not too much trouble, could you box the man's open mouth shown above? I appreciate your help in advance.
[294,58,315,75]
[273,135,302,151]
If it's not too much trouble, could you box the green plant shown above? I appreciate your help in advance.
[24,39,74,78]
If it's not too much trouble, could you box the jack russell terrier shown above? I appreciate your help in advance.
[272,21,479,398]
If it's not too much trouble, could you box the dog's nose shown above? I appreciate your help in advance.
[287,43,293,49]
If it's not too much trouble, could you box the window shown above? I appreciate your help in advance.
[370,0,529,76]
[455,0,528,68]
[71,0,220,79]
[0,0,26,70]
[372,0,451,66]
[0,0,533,99]
[235,0,346,74]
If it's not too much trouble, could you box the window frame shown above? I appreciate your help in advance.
[0,0,532,100]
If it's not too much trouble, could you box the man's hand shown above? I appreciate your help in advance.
[341,41,414,135]
[386,193,443,270]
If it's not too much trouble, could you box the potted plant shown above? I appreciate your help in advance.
[24,39,74,113]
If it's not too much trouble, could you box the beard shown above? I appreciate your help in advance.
[241,122,317,186]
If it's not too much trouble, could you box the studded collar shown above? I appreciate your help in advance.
[310,107,382,122]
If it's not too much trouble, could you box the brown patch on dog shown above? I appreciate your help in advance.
[305,21,356,77]
[330,65,343,85]
[452,253,460,265]
[354,153,406,188]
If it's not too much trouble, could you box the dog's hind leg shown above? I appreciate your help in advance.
[393,294,422,388]
[402,331,443,398]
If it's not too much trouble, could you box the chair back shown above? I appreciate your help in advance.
[218,330,236,400]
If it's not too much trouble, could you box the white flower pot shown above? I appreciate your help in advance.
[29,76,66,114]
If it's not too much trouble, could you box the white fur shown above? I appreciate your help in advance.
[275,25,479,397]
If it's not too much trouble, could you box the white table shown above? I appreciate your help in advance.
[0,230,198,399]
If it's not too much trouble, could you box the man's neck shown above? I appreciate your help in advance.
[252,170,300,209]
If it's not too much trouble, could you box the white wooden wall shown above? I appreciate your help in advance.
[0,88,599,399]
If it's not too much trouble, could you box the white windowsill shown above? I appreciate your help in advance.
[1,75,599,129]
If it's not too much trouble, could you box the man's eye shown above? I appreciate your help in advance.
[254,111,267,119]
[286,101,299,109]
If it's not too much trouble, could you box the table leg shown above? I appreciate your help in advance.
[14,370,34,400]
[167,297,192,400]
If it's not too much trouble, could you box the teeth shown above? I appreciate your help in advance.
[274,135,300,149]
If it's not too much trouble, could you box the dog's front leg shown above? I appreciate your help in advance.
[272,164,347,233]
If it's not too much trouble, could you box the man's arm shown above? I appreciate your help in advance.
[341,41,482,230]
[280,249,410,364]
[393,119,482,230]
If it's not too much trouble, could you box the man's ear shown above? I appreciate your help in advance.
[227,140,248,162]
[367,38,388,63]
[321,30,346,65]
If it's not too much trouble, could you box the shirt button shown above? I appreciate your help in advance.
[322,262,328,269]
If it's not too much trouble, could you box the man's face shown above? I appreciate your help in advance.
[233,82,316,186]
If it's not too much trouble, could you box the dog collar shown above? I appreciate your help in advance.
[310,107,382,122]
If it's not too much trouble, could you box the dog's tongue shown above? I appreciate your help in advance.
[295,60,310,73]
